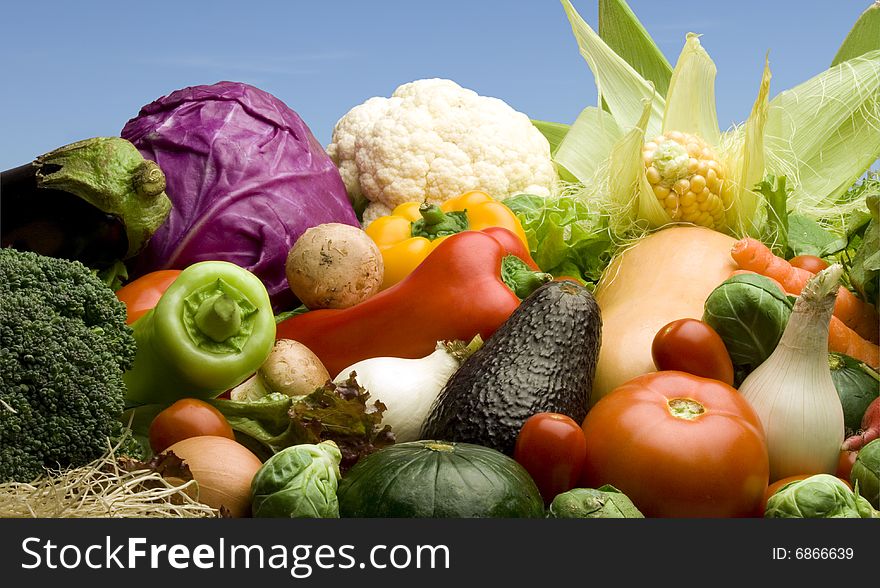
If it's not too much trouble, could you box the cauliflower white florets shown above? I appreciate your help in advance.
[327,78,557,223]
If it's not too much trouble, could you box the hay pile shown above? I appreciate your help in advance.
[0,442,220,518]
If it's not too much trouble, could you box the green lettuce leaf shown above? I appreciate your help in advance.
[211,374,395,472]
[502,193,614,285]
[850,190,880,306]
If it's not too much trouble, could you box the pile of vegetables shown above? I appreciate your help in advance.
[1,0,878,520]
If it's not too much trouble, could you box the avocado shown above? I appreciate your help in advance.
[420,280,602,455]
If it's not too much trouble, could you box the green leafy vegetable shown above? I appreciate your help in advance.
[765,473,876,518]
[757,175,791,258]
[274,303,310,324]
[702,273,794,381]
[502,193,614,285]
[116,451,193,481]
[787,215,848,258]
[851,439,880,509]
[546,485,644,518]
[250,440,342,518]
[211,373,395,472]
[849,188,879,306]
[755,173,869,260]
[829,353,880,435]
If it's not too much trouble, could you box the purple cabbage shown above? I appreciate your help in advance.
[121,81,358,311]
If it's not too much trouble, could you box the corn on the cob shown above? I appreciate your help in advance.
[642,131,733,231]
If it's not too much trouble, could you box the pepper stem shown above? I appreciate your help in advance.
[420,203,446,226]
[500,255,553,299]
[194,293,242,343]
[410,204,470,240]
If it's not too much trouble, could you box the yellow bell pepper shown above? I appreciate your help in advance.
[365,190,530,289]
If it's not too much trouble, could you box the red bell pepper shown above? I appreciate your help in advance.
[275,228,551,377]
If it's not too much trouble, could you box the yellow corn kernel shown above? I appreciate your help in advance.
[641,131,731,231]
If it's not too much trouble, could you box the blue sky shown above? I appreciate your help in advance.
[0,0,871,169]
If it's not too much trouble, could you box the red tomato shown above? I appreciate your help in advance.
[514,413,587,504]
[149,398,235,454]
[652,318,735,386]
[580,371,769,518]
[115,269,182,324]
[788,255,830,274]
[835,449,859,480]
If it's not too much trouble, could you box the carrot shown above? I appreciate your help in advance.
[728,269,880,369]
[729,269,788,295]
[731,238,880,344]
[828,315,880,370]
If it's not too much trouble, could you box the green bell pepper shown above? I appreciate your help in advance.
[123,261,276,407]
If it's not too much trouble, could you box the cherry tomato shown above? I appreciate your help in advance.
[835,449,859,480]
[581,371,769,518]
[115,269,182,324]
[514,412,587,504]
[788,255,830,274]
[651,318,735,386]
[149,398,235,454]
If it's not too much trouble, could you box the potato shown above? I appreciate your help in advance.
[286,223,384,309]
[259,339,329,396]
[229,339,330,401]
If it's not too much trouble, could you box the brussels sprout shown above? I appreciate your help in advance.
[829,353,880,435]
[546,485,644,518]
[251,440,342,518]
[854,492,879,518]
[851,439,880,509]
[703,273,793,378]
[765,474,867,518]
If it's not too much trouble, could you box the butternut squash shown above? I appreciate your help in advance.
[591,226,738,405]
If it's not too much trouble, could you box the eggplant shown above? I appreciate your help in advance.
[1,137,171,271]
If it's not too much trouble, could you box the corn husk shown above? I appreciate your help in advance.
[561,0,663,136]
[598,0,672,97]
[832,2,880,67]
[556,0,880,239]
[555,106,622,187]
[764,50,880,223]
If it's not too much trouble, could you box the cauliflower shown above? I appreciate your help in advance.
[327,78,557,222]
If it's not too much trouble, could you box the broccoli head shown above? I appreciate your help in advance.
[0,247,137,482]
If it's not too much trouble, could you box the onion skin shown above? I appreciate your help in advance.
[163,436,263,517]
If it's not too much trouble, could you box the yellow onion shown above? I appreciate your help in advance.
[163,435,263,517]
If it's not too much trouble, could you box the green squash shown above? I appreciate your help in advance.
[829,353,880,433]
[337,441,545,518]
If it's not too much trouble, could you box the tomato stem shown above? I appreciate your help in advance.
[667,398,705,420]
